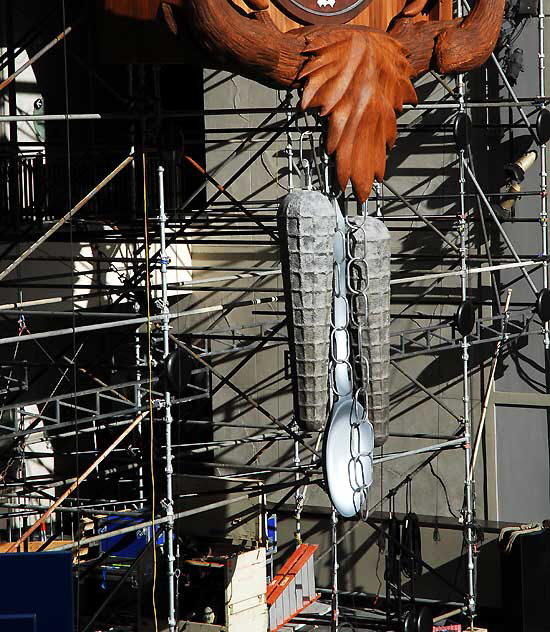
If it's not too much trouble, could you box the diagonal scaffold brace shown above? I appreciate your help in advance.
[5,409,149,553]
[0,154,134,283]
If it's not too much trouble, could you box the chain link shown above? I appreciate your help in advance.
[295,139,374,519]
[349,211,375,520]
[328,200,374,517]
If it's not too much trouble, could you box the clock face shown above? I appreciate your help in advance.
[273,0,372,24]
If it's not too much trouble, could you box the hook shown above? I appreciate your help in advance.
[299,131,313,190]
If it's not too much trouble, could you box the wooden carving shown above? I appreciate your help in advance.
[272,0,375,25]
[107,0,505,200]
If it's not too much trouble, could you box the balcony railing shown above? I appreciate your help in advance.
[0,149,191,227]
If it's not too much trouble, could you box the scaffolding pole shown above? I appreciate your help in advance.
[538,0,549,349]
[5,410,149,552]
[0,25,73,94]
[158,166,177,632]
[447,2,477,619]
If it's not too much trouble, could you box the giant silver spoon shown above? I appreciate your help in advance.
[324,202,374,518]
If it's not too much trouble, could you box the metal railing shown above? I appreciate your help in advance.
[0,149,189,225]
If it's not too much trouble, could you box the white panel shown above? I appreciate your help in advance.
[228,606,268,632]
[495,404,550,522]
[226,548,268,632]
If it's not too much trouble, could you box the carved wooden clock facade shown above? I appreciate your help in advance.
[101,0,505,200]
[273,0,373,24]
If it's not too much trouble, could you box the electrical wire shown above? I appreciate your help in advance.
[60,0,82,621]
[373,533,384,606]
[428,461,459,519]
[143,154,159,632]
[435,368,446,540]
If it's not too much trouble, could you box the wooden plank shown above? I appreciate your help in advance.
[226,548,267,606]
[0,540,73,553]
[225,548,268,632]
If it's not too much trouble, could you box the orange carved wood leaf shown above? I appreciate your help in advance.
[299,29,417,201]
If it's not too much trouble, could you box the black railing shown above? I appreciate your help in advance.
[0,150,190,227]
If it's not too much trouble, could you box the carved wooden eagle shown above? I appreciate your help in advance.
[104,0,504,200]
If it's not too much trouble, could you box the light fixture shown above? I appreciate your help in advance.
[504,0,537,19]
[516,0,538,16]
[493,150,537,222]
[505,48,524,86]
[535,108,550,144]
[535,288,550,323]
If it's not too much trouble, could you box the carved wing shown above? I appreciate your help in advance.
[298,29,417,201]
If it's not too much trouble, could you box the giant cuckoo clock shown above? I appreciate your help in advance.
[273,0,378,24]
[102,0,504,199]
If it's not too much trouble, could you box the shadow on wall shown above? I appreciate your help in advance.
[390,344,509,425]
[402,537,503,611]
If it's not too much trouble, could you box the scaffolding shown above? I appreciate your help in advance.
[0,1,549,631]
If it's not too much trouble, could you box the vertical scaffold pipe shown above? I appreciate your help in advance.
[538,0,549,348]
[159,166,177,632]
[458,117,476,628]
[331,508,339,632]
[454,0,476,619]
[135,314,145,509]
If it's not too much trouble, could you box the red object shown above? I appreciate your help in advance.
[433,626,462,632]
[267,543,320,632]
[266,543,318,605]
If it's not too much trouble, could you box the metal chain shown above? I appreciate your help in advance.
[295,134,374,520]
[328,199,374,519]
[329,214,353,399]
[347,210,374,520]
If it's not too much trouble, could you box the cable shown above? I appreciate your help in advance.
[373,531,384,606]
[60,0,81,623]
[434,407,441,542]
[143,153,159,632]
[428,462,459,519]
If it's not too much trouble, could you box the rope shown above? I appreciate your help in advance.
[499,521,548,554]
